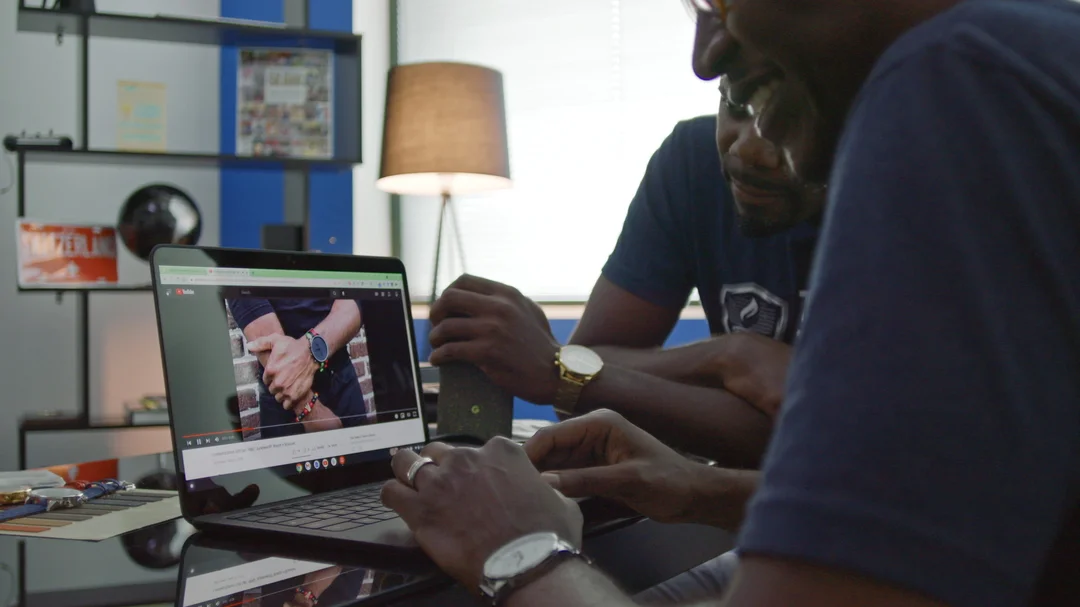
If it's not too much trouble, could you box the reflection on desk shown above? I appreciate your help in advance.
[178,533,444,607]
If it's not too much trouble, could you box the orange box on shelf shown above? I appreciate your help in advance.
[15,220,119,287]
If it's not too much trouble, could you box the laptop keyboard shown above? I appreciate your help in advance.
[228,484,399,533]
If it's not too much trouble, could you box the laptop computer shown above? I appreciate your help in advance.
[150,245,430,550]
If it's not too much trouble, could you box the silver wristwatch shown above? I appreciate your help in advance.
[26,488,87,511]
[479,532,588,605]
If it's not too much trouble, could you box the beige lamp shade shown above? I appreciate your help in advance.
[377,62,512,196]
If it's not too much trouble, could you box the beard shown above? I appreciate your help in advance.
[733,192,802,238]
[733,184,827,238]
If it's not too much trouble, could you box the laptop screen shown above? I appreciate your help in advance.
[155,260,427,513]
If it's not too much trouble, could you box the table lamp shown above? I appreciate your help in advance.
[377,61,512,301]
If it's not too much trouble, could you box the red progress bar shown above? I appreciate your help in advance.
[181,428,256,439]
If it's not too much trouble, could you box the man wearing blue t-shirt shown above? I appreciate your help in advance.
[383,0,1080,606]
[426,28,827,467]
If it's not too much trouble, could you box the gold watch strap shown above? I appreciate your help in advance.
[553,376,585,417]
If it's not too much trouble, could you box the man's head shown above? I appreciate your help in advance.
[705,0,962,183]
[689,3,827,237]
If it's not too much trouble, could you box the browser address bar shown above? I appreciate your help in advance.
[160,275,399,288]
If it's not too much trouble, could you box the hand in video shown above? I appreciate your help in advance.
[192,482,260,515]
[525,409,702,524]
[694,332,792,418]
[428,274,562,404]
[381,439,583,589]
[284,565,343,607]
[247,334,319,410]
[302,400,343,433]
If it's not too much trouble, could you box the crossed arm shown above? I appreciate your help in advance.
[566,277,784,466]
[236,300,362,428]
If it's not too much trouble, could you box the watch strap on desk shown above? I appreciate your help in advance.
[0,503,48,523]
[0,478,134,523]
[68,478,135,499]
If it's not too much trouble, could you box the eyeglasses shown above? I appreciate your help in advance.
[690,0,731,21]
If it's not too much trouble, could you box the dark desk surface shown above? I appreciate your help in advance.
[2,452,733,607]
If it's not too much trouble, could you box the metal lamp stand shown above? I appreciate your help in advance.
[430,192,467,302]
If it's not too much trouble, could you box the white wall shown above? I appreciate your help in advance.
[0,0,220,597]
[0,0,221,455]
[352,0,392,257]
[394,0,718,300]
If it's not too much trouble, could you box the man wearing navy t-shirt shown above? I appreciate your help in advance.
[381,0,1080,606]
[425,31,827,467]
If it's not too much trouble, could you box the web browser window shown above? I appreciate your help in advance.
[156,265,426,499]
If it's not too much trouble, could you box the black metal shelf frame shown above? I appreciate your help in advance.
[12,1,364,419]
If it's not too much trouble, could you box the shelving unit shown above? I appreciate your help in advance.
[15,147,361,169]
[12,1,363,421]
[17,5,360,50]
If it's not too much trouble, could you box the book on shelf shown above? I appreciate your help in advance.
[126,395,169,425]
[15,220,119,288]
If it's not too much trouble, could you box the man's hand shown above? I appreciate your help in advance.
[428,275,562,404]
[248,334,319,410]
[301,400,343,432]
[690,332,792,418]
[524,409,703,524]
[381,438,583,590]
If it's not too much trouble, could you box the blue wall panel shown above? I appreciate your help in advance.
[308,168,355,253]
[219,0,288,249]
[220,170,285,249]
[219,0,353,252]
[306,0,354,255]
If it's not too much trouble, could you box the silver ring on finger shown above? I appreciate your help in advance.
[405,456,436,489]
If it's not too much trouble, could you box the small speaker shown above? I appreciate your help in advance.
[261,224,304,251]
[436,362,513,443]
[55,0,96,12]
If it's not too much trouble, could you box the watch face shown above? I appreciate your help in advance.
[484,532,561,580]
[310,335,329,362]
[560,345,603,375]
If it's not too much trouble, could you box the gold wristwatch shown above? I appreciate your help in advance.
[553,345,604,417]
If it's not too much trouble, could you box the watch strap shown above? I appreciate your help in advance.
[0,479,133,523]
[483,547,591,605]
[67,479,133,499]
[0,503,46,522]
[305,330,328,371]
[553,376,585,417]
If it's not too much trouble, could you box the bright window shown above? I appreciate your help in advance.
[396,0,718,301]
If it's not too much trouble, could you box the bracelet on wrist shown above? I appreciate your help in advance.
[296,393,318,422]
[295,588,318,605]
